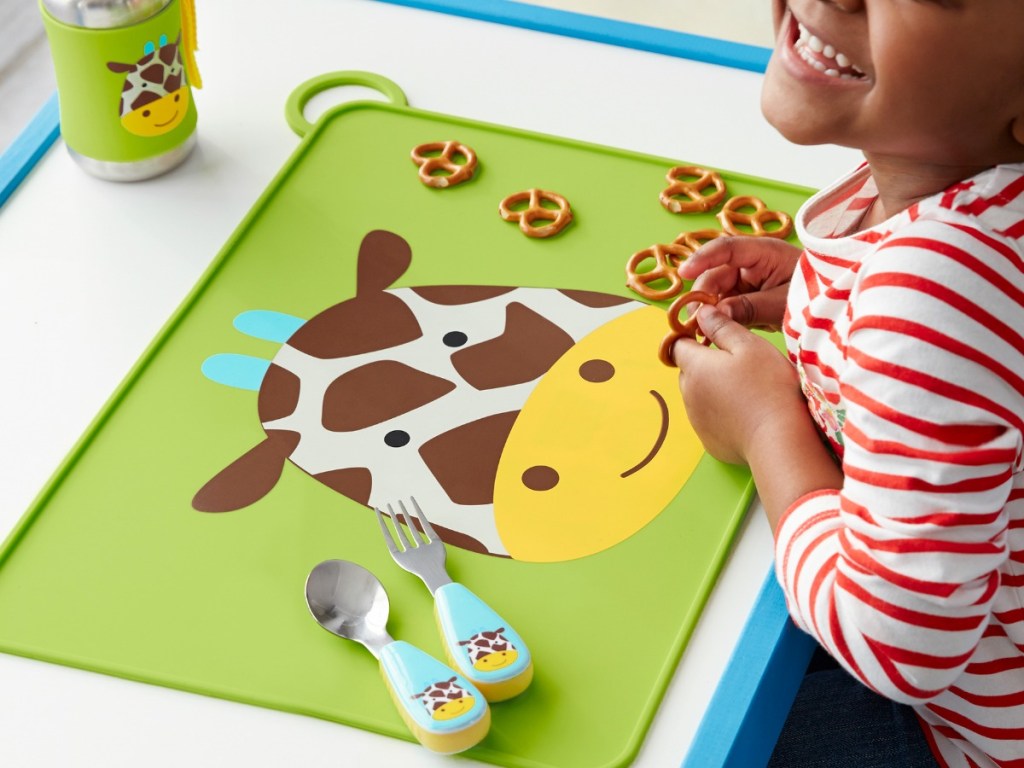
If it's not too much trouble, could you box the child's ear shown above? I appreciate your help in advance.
[1014,113,1024,147]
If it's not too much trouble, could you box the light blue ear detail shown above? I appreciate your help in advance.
[159,33,167,47]
[201,353,270,391]
[233,310,305,343]
[143,41,155,55]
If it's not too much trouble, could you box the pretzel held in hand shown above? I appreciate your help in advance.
[660,166,728,214]
[410,141,478,188]
[499,189,573,238]
[716,195,793,239]
[625,243,692,301]
[658,290,720,367]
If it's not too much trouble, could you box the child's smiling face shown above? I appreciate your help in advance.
[762,0,1024,168]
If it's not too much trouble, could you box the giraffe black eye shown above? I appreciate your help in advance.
[142,110,151,117]
[443,331,468,348]
[384,430,410,448]
[174,94,180,102]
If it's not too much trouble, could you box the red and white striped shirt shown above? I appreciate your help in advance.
[776,163,1024,768]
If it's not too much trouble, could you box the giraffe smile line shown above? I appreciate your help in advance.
[620,389,669,478]
[155,111,180,128]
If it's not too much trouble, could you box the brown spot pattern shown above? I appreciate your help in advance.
[315,467,372,505]
[419,411,518,505]
[289,291,421,359]
[258,364,301,422]
[322,360,455,432]
[130,90,161,111]
[140,63,165,83]
[560,289,633,308]
[452,302,574,390]
[159,43,177,66]
[411,286,516,305]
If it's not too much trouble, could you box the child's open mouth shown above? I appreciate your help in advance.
[791,18,866,80]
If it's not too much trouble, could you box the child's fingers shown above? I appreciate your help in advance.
[716,284,789,330]
[677,236,747,280]
[678,235,801,281]
[693,304,751,351]
[671,305,750,368]
[687,264,741,311]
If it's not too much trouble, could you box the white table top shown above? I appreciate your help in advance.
[0,1,860,764]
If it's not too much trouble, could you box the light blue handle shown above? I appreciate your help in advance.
[378,640,490,754]
[434,583,533,701]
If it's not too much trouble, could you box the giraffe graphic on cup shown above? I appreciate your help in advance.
[107,33,189,137]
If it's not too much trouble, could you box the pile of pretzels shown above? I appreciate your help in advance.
[626,166,793,302]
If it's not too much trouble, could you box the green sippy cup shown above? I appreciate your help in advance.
[39,0,200,181]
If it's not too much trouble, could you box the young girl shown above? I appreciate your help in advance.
[670,1,1024,766]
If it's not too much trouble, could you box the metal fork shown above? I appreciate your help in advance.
[374,497,453,595]
[374,497,533,701]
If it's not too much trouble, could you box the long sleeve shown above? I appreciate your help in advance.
[777,209,1024,765]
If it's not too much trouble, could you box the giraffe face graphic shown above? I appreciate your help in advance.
[431,694,476,721]
[194,231,703,562]
[107,33,189,138]
[121,87,189,137]
[492,302,703,561]
[473,648,519,672]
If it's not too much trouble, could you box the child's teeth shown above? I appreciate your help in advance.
[795,21,863,79]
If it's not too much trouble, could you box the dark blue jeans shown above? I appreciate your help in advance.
[767,650,940,768]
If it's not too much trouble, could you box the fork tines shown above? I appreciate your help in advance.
[374,496,439,552]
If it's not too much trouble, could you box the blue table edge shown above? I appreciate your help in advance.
[0,92,60,210]
[682,567,816,768]
[370,0,772,73]
[0,86,813,768]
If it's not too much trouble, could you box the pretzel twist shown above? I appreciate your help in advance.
[658,290,720,367]
[410,141,478,188]
[499,189,573,238]
[625,243,692,301]
[659,166,728,214]
[716,195,793,239]
[671,228,729,257]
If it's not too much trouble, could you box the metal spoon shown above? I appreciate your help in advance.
[304,559,490,754]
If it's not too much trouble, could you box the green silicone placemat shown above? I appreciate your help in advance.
[0,72,811,768]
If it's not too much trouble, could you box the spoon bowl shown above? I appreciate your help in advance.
[305,559,392,657]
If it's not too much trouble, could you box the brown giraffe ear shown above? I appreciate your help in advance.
[356,230,412,296]
[106,61,137,73]
[192,430,300,512]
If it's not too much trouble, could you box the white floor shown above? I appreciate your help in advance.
[0,0,56,153]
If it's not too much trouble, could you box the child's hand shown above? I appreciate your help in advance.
[677,236,802,332]
[671,303,806,465]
